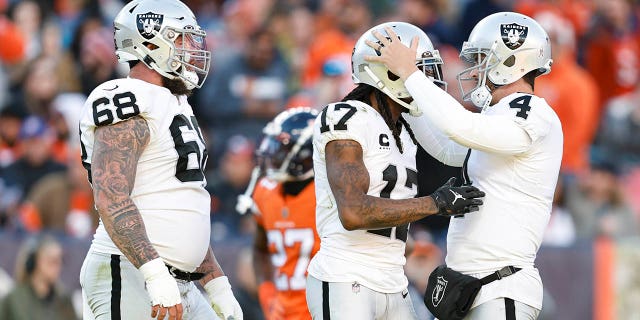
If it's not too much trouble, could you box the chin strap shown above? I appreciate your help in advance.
[133,39,200,89]
[470,85,492,111]
[182,69,198,90]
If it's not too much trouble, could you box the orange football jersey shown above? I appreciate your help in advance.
[253,178,319,320]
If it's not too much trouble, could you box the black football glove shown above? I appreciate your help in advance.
[429,177,485,217]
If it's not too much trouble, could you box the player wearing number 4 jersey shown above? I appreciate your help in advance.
[306,22,485,320]
[366,12,563,319]
[79,1,242,320]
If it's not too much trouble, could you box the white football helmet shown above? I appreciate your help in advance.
[352,21,446,116]
[457,12,552,109]
[113,0,211,89]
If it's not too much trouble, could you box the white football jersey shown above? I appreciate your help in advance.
[404,72,563,310]
[308,100,418,293]
[79,78,211,272]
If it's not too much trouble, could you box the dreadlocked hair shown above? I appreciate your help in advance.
[398,116,418,147]
[341,84,417,153]
[341,83,374,103]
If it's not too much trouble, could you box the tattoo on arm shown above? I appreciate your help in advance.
[325,140,439,230]
[197,247,225,287]
[92,116,157,268]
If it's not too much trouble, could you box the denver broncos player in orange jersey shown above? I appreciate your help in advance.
[246,107,320,320]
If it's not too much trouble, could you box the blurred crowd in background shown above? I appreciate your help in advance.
[1,0,640,318]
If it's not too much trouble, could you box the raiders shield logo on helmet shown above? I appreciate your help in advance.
[500,23,528,50]
[137,12,164,40]
[432,276,448,307]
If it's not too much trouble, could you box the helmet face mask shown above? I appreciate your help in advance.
[351,22,446,116]
[457,46,501,109]
[260,107,318,182]
[166,27,210,89]
[114,0,211,89]
[456,12,553,109]
[417,51,447,90]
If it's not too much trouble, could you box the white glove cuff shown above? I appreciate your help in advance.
[204,276,232,295]
[139,258,169,281]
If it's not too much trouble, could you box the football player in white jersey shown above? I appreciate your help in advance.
[78,1,242,319]
[306,22,486,320]
[366,12,563,319]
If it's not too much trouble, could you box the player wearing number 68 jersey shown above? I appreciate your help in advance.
[248,108,320,320]
[306,22,486,320]
[78,1,242,320]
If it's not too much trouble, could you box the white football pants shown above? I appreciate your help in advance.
[460,298,540,320]
[306,275,418,320]
[80,249,219,320]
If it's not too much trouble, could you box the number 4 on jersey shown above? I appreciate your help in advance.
[509,95,532,119]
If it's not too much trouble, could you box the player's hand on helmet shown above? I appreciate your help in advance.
[430,177,485,217]
[204,276,244,320]
[363,26,420,81]
[139,258,183,320]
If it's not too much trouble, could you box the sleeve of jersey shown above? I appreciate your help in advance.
[511,96,553,144]
[404,71,535,155]
[315,102,370,154]
[403,114,468,167]
[252,182,266,226]
[80,80,155,132]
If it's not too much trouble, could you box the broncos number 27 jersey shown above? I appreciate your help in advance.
[308,100,418,293]
[253,178,319,320]
[79,78,211,272]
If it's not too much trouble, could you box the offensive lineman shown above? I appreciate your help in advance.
[78,1,242,319]
[367,12,563,319]
[306,22,486,320]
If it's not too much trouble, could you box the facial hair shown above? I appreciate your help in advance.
[161,76,192,96]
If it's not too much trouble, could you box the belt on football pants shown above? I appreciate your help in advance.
[166,264,205,282]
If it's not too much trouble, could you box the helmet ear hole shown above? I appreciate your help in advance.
[142,41,159,50]
[503,55,516,67]
[387,70,400,81]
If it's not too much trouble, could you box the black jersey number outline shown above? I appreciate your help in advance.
[319,103,357,133]
[92,92,141,126]
[509,95,532,119]
[367,164,418,242]
[169,114,208,182]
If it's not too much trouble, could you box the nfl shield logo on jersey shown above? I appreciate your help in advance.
[500,23,528,50]
[137,12,164,39]
[432,276,448,307]
[352,281,361,294]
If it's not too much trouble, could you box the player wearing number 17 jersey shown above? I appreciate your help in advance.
[78,1,242,320]
[306,22,486,320]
